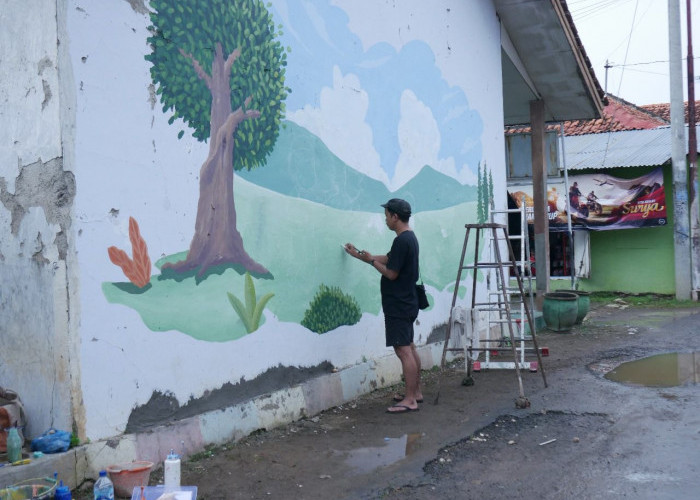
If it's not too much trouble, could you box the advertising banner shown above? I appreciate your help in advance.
[508,167,667,231]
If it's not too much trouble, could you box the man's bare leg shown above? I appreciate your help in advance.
[388,345,420,412]
[393,343,423,402]
[411,342,423,401]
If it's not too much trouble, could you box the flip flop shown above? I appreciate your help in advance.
[386,404,420,414]
[393,394,424,403]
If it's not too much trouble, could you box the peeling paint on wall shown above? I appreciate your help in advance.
[124,0,149,16]
[0,157,75,259]
[41,80,52,110]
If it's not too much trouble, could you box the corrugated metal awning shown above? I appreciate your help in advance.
[564,125,700,170]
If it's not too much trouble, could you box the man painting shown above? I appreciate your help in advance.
[344,199,422,413]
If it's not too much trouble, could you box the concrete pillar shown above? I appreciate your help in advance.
[530,100,549,309]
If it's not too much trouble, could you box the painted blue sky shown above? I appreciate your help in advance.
[270,0,483,189]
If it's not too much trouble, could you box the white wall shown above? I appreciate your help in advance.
[1,0,506,443]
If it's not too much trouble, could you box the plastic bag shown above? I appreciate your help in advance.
[30,428,71,454]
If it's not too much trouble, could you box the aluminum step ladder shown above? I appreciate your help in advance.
[474,203,543,371]
[439,223,548,402]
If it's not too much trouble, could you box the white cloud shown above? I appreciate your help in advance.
[286,66,389,185]
[393,90,462,189]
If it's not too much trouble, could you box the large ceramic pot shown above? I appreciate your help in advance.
[542,292,578,332]
[569,290,591,324]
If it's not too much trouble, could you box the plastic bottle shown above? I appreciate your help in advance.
[55,480,72,500]
[163,449,181,489]
[6,427,22,463]
[93,470,114,500]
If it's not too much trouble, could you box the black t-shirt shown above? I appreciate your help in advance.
[380,230,419,318]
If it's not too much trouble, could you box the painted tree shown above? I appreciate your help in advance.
[146,0,289,276]
[488,167,494,214]
[476,163,484,223]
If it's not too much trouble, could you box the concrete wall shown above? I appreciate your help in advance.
[1,0,507,469]
[0,0,80,441]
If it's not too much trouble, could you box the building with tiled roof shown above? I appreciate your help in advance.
[505,94,668,136]
[564,95,668,135]
[640,101,700,124]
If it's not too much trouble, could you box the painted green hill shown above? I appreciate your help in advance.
[237,121,477,212]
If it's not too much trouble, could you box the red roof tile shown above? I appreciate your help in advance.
[640,101,700,124]
[505,95,672,136]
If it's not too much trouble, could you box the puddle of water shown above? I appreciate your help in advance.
[605,352,700,387]
[341,433,422,474]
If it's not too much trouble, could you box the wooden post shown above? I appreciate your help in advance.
[530,100,549,309]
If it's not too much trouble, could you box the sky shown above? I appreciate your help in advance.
[570,0,700,106]
[271,0,488,189]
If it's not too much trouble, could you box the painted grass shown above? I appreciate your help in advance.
[103,178,480,342]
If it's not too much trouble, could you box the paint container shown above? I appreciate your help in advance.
[163,449,180,489]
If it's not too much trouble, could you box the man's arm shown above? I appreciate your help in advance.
[370,258,398,280]
[344,243,397,279]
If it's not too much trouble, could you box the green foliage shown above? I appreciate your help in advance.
[476,163,493,223]
[301,284,362,334]
[145,0,289,171]
[477,163,490,223]
[227,272,275,333]
[476,163,483,223]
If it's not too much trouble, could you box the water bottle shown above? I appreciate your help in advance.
[93,470,114,500]
[6,427,22,463]
[55,480,72,500]
[164,449,181,488]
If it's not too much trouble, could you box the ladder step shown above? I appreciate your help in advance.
[462,263,516,269]
[468,347,540,353]
[479,338,533,342]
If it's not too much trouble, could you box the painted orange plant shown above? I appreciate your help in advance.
[108,217,152,288]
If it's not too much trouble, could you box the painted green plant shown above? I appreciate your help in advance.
[301,284,361,334]
[477,162,492,223]
[227,272,274,333]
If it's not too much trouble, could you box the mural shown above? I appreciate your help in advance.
[102,0,487,343]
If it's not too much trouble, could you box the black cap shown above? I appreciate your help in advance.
[381,198,411,217]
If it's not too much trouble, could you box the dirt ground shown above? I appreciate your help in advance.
[74,299,700,500]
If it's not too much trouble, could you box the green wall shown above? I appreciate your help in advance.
[572,165,675,294]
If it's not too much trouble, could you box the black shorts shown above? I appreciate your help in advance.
[384,315,416,347]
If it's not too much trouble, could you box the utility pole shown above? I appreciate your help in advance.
[604,59,612,96]
[687,0,700,300]
[669,0,692,300]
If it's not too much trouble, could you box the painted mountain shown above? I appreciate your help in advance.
[237,121,477,212]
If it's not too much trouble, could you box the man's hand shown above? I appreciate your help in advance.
[344,243,372,263]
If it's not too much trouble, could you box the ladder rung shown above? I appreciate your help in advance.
[470,347,537,353]
[479,338,532,342]
[491,208,526,214]
[462,263,516,269]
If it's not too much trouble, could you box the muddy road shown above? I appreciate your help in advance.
[75,301,700,499]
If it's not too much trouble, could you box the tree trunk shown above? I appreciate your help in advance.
[163,44,268,277]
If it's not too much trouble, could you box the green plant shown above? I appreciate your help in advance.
[301,284,361,334]
[227,272,275,333]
